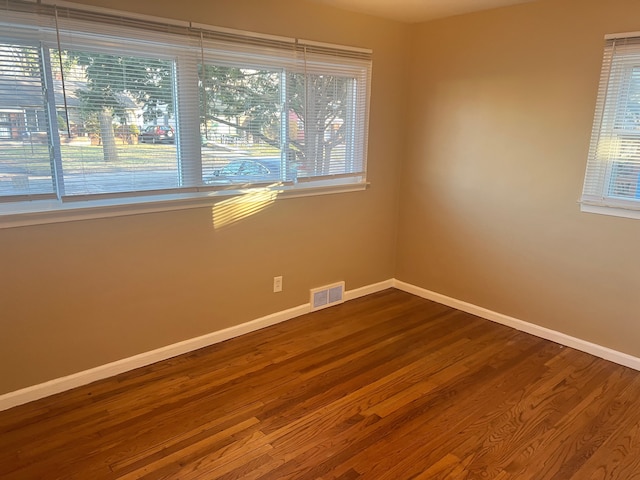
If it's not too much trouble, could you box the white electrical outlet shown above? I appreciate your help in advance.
[273,276,283,293]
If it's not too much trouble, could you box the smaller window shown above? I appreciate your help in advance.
[582,34,640,219]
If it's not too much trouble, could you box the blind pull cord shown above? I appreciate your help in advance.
[54,6,71,138]
[200,31,208,141]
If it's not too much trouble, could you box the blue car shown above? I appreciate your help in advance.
[206,158,283,185]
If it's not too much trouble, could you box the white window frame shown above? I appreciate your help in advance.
[0,0,371,228]
[581,32,640,220]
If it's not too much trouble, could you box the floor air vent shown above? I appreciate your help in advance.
[310,281,345,311]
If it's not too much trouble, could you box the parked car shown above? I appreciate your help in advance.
[139,125,175,144]
[205,158,282,185]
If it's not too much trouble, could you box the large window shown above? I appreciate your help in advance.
[0,0,371,225]
[582,34,640,219]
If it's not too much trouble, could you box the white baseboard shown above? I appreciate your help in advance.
[393,279,640,372]
[0,280,392,412]
[5,278,637,412]
[344,279,394,301]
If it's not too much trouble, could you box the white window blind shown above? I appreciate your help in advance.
[0,40,56,200]
[582,34,640,218]
[294,42,370,183]
[0,0,372,224]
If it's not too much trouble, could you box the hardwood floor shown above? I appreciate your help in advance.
[2,288,640,479]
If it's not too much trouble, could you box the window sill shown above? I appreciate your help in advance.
[580,200,640,221]
[0,181,369,229]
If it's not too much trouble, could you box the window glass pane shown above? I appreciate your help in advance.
[613,66,640,130]
[608,158,640,199]
[288,72,355,179]
[52,48,179,196]
[199,65,284,186]
[0,42,55,197]
[606,66,640,200]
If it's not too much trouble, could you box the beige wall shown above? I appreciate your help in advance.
[8,0,640,398]
[0,0,408,394]
[397,0,640,357]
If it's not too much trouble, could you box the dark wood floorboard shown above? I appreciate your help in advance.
[1,288,640,479]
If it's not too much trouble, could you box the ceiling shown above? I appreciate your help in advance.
[305,0,540,23]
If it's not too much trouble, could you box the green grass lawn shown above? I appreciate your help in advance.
[0,139,349,197]
[1,141,281,176]
[1,143,177,174]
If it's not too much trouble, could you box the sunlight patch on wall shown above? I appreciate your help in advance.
[211,185,282,229]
